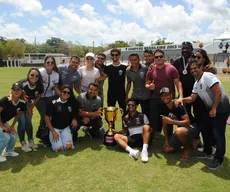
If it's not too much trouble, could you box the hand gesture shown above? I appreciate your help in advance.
[52,130,59,142]
[149,80,155,90]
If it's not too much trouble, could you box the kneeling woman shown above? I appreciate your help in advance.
[44,85,78,152]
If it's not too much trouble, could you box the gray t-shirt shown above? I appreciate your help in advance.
[58,64,81,89]
[126,64,151,100]
[77,92,101,112]
[96,66,105,96]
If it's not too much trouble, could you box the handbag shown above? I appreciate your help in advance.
[36,125,49,141]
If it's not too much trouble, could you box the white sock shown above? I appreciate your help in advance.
[142,144,148,152]
[125,146,134,154]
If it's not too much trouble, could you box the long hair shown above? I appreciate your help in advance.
[196,49,211,67]
[26,68,44,93]
[44,56,58,73]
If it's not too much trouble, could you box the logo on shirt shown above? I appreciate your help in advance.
[57,105,62,112]
[168,112,178,121]
[135,117,141,125]
[200,84,202,89]
[118,70,123,76]
[35,91,38,97]
[68,106,72,112]
[16,108,20,113]
[140,72,144,79]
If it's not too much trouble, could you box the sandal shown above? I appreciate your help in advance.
[180,154,190,161]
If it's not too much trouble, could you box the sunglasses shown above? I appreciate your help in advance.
[13,88,21,91]
[46,61,54,64]
[127,104,136,107]
[86,57,94,60]
[30,74,39,78]
[62,91,71,95]
[196,56,201,59]
[155,55,164,59]
[111,54,119,57]
[97,57,105,60]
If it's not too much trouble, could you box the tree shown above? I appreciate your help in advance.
[37,43,54,53]
[135,41,145,46]
[152,37,173,45]
[6,39,25,58]
[25,43,37,53]
[46,37,68,54]
[107,40,130,48]
[0,36,7,59]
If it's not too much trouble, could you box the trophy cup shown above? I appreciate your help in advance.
[99,106,123,146]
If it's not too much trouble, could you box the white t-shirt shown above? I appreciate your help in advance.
[192,72,229,113]
[78,66,100,88]
[39,68,59,98]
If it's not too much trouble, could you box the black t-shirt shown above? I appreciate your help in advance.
[20,80,44,101]
[104,63,127,94]
[45,98,77,129]
[0,96,26,123]
[164,103,187,122]
[173,57,195,97]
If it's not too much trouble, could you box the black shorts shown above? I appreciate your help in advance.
[168,124,199,150]
[127,134,143,147]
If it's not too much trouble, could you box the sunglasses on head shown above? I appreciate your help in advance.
[62,90,71,95]
[155,55,164,59]
[30,74,39,78]
[127,104,136,107]
[86,57,94,60]
[46,61,54,64]
[111,54,119,57]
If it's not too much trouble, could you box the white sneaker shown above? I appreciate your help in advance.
[4,151,19,157]
[0,155,7,162]
[21,145,32,152]
[141,151,149,163]
[129,150,140,160]
[28,140,38,149]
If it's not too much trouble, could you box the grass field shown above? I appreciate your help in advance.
[0,67,230,192]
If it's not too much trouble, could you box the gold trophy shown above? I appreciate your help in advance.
[99,106,123,146]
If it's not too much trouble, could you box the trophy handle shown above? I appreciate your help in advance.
[119,108,124,116]
[98,107,104,118]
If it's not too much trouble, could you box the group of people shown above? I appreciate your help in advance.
[0,42,229,171]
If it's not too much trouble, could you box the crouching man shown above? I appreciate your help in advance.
[113,98,152,163]
[160,87,199,160]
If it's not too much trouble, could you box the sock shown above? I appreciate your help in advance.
[142,144,148,152]
[125,146,134,154]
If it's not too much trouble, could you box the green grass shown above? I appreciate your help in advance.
[0,67,230,192]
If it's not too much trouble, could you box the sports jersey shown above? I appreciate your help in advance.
[104,63,127,94]
[45,98,76,129]
[0,96,26,123]
[123,111,149,136]
[77,92,101,112]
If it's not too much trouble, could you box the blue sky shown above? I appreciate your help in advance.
[0,0,230,46]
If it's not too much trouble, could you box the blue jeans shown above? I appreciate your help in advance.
[211,112,229,163]
[17,111,33,143]
[49,126,73,152]
[0,124,17,154]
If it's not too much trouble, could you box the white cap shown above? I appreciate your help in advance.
[85,52,95,60]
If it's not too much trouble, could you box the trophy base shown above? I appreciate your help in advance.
[103,135,117,146]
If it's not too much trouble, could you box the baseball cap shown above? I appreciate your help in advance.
[11,82,23,90]
[160,87,171,95]
[85,52,95,60]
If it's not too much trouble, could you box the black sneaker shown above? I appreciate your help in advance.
[196,152,213,160]
[206,159,223,170]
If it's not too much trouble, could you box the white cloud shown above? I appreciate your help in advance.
[106,4,122,14]
[0,0,51,16]
[80,3,96,17]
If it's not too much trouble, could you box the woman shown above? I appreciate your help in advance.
[195,49,217,74]
[44,85,78,152]
[36,56,60,146]
[17,68,44,152]
[0,82,26,162]
[78,52,100,92]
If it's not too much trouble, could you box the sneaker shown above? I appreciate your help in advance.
[0,155,7,162]
[196,152,213,160]
[141,151,149,163]
[129,150,140,160]
[4,151,19,157]
[82,126,93,139]
[212,146,216,155]
[21,145,32,152]
[206,159,223,170]
[28,140,38,149]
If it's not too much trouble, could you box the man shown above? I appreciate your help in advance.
[95,53,106,107]
[114,98,151,163]
[143,50,154,68]
[77,83,102,139]
[58,56,81,94]
[145,49,183,137]
[182,59,230,170]
[100,48,127,124]
[126,53,151,120]
[160,87,198,160]
[173,42,195,121]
